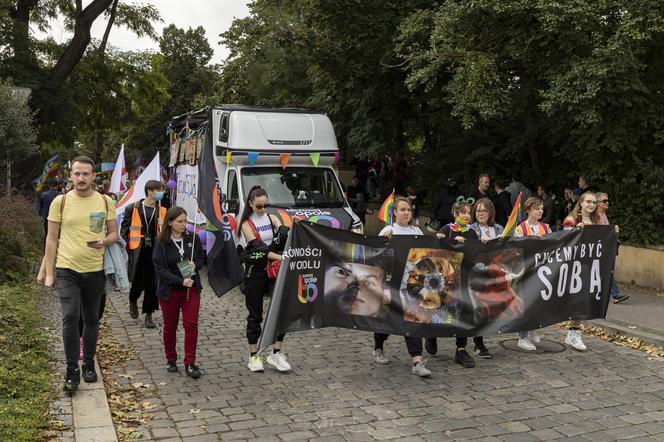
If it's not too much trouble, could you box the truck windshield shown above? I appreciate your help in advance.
[241,167,345,208]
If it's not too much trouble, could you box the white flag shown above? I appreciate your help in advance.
[116,152,162,216]
[110,144,127,194]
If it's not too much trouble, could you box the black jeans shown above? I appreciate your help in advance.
[373,333,423,357]
[243,268,285,345]
[456,336,484,349]
[129,247,158,314]
[56,268,105,367]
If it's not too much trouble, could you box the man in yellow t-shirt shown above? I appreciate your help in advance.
[38,156,118,394]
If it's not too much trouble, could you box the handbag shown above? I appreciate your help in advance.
[266,260,281,279]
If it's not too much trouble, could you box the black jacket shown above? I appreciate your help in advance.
[121,200,159,282]
[152,232,205,301]
[494,191,512,227]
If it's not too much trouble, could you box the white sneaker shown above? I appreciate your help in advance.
[373,349,390,365]
[248,355,264,372]
[529,331,541,344]
[412,361,431,377]
[565,330,587,351]
[266,352,292,372]
[517,337,537,351]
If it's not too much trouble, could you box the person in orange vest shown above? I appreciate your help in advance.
[120,180,166,328]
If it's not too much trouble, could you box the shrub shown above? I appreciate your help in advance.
[0,195,44,283]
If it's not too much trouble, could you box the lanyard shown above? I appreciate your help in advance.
[480,225,495,239]
[142,202,156,230]
[172,238,185,261]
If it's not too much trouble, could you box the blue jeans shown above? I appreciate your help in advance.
[610,277,620,299]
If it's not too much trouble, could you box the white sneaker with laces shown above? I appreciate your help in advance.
[529,331,541,344]
[565,329,587,351]
[248,355,264,372]
[518,337,537,351]
[266,352,292,372]
[412,361,431,377]
[373,349,390,364]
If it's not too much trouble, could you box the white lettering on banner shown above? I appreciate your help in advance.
[534,240,604,267]
[537,259,602,301]
[175,165,206,224]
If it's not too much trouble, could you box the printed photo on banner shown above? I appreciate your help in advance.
[468,248,525,322]
[324,242,394,319]
[399,248,463,324]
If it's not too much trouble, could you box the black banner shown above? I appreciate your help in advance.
[258,221,618,350]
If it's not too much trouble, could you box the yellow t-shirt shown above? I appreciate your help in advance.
[48,192,117,273]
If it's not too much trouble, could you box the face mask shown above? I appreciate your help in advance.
[153,191,165,201]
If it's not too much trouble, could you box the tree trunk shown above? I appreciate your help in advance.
[98,0,120,58]
[49,0,114,86]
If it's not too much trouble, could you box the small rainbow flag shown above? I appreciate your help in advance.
[502,192,523,237]
[378,189,395,224]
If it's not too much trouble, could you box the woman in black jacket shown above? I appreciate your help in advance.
[152,206,205,378]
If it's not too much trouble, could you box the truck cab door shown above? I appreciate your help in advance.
[225,168,240,216]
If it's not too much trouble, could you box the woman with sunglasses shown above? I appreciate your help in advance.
[596,193,628,304]
[561,191,600,351]
[238,186,291,373]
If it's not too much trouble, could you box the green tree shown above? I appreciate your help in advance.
[0,80,38,193]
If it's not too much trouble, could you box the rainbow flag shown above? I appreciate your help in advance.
[378,190,395,224]
[31,155,60,192]
[100,162,115,174]
[502,192,522,237]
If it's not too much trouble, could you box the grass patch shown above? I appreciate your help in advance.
[0,284,57,441]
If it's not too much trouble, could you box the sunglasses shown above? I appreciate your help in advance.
[254,203,270,210]
[599,199,609,203]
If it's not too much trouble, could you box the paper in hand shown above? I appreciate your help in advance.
[177,261,195,279]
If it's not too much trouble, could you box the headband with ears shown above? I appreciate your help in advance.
[452,196,475,214]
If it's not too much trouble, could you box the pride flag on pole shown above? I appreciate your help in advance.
[378,190,395,224]
[32,155,60,192]
[501,192,523,237]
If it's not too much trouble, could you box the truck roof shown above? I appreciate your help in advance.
[169,105,326,128]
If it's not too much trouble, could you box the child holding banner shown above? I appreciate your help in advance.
[560,191,599,351]
[373,196,431,377]
[513,197,552,351]
[435,199,486,368]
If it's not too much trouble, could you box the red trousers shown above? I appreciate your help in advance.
[159,288,200,365]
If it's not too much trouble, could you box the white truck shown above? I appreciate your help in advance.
[170,105,362,236]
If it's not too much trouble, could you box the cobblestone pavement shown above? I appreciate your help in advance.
[102,285,664,442]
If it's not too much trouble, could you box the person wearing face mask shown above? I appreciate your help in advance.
[121,180,167,328]
[434,200,483,368]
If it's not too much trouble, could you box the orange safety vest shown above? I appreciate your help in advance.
[128,202,166,250]
[515,221,550,237]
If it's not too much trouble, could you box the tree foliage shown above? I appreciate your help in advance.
[215,0,664,244]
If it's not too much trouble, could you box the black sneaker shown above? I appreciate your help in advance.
[454,349,475,368]
[613,294,630,304]
[64,366,80,393]
[425,338,438,355]
[166,361,178,373]
[82,360,98,383]
[185,363,201,379]
[474,345,492,359]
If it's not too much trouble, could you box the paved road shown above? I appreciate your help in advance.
[99,284,664,442]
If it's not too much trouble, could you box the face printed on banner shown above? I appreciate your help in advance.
[324,262,390,318]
